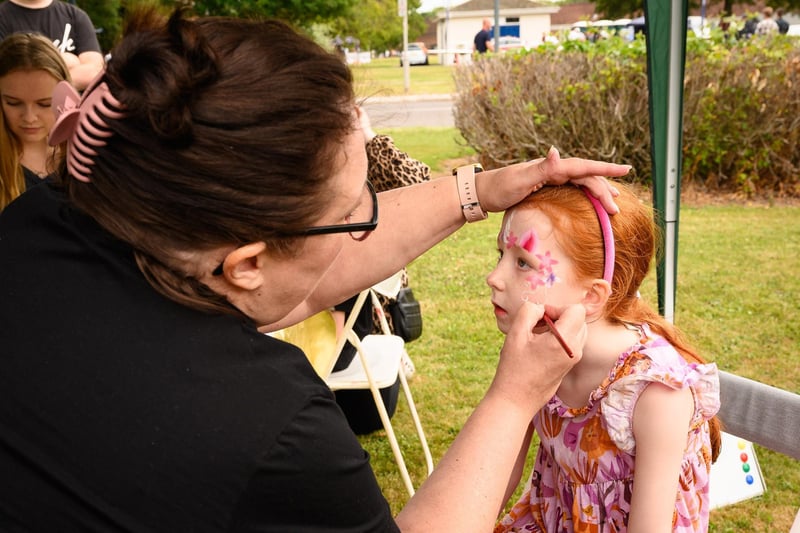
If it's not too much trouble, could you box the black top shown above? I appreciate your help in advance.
[474,29,492,53]
[0,0,101,54]
[23,166,49,191]
[0,184,398,532]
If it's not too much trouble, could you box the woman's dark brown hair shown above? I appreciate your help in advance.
[66,8,355,315]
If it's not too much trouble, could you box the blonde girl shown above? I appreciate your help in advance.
[0,32,70,211]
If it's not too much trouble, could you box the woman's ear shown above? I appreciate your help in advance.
[582,279,612,318]
[219,242,268,290]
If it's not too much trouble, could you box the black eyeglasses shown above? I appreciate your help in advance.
[212,181,378,276]
[301,180,378,241]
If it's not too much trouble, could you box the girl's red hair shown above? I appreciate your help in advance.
[516,183,721,460]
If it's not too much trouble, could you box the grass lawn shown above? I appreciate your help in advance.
[351,56,456,98]
[357,126,800,531]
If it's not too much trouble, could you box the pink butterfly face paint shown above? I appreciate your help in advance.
[502,212,561,295]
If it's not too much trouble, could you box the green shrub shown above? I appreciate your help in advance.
[453,35,800,197]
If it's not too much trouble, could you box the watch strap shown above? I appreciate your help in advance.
[454,164,487,223]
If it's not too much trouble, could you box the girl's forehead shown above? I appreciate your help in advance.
[501,208,554,237]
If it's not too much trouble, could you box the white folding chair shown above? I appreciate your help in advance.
[325,274,434,497]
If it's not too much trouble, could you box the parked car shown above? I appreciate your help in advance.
[497,36,525,52]
[400,42,429,66]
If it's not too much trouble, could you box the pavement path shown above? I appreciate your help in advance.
[361,94,455,129]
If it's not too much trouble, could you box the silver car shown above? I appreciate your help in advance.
[400,42,429,66]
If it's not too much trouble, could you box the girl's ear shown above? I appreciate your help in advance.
[218,242,268,290]
[583,279,612,318]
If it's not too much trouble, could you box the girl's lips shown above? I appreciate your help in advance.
[492,302,507,317]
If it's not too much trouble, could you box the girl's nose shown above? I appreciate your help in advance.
[486,268,502,290]
[22,105,37,122]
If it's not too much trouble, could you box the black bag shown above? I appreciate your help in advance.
[334,379,400,435]
[389,287,423,342]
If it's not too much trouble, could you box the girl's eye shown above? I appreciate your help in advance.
[516,257,531,269]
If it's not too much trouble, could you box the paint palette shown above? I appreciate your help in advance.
[708,432,766,509]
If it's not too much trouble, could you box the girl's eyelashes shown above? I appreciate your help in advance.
[497,246,538,271]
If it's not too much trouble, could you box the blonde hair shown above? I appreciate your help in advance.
[515,183,721,459]
[0,32,71,211]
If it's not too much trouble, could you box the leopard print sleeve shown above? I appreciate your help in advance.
[365,134,431,193]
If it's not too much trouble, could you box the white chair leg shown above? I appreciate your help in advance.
[367,377,416,497]
[355,341,416,497]
[398,367,434,476]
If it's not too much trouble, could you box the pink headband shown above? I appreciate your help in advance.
[582,188,615,284]
[49,72,126,183]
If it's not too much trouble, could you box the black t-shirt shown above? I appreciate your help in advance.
[474,29,491,53]
[22,166,51,191]
[0,184,399,532]
[0,0,101,55]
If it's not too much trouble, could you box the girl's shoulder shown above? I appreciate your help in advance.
[600,323,720,452]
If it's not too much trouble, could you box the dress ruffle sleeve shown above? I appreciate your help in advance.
[601,337,720,454]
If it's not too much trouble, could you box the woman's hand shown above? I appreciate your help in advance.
[489,302,586,414]
[476,147,631,215]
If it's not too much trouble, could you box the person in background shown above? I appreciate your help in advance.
[0,0,103,90]
[736,13,759,39]
[490,183,721,532]
[474,18,494,54]
[775,8,790,34]
[330,106,429,434]
[756,6,780,35]
[0,7,632,531]
[0,32,70,212]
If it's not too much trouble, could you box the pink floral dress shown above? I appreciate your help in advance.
[495,324,720,533]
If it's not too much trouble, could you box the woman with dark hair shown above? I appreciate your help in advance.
[0,8,631,531]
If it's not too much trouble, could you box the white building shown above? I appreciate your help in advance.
[434,0,558,64]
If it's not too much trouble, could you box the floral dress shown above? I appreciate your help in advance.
[495,324,720,533]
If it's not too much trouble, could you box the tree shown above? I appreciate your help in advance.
[77,0,122,53]
[329,0,427,53]
[185,0,357,27]
[594,0,800,19]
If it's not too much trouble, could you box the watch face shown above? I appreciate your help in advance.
[452,163,484,176]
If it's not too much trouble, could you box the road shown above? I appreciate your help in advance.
[361,95,454,129]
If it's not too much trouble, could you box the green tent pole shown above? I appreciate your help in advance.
[644,0,688,322]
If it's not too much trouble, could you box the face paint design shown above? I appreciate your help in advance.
[528,250,560,289]
[502,211,561,294]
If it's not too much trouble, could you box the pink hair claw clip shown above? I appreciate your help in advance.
[49,72,126,183]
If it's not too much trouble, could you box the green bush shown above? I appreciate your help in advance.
[453,34,800,197]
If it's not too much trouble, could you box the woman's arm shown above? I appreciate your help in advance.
[395,303,587,531]
[502,422,535,511]
[305,148,629,314]
[626,382,695,533]
[359,106,431,191]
